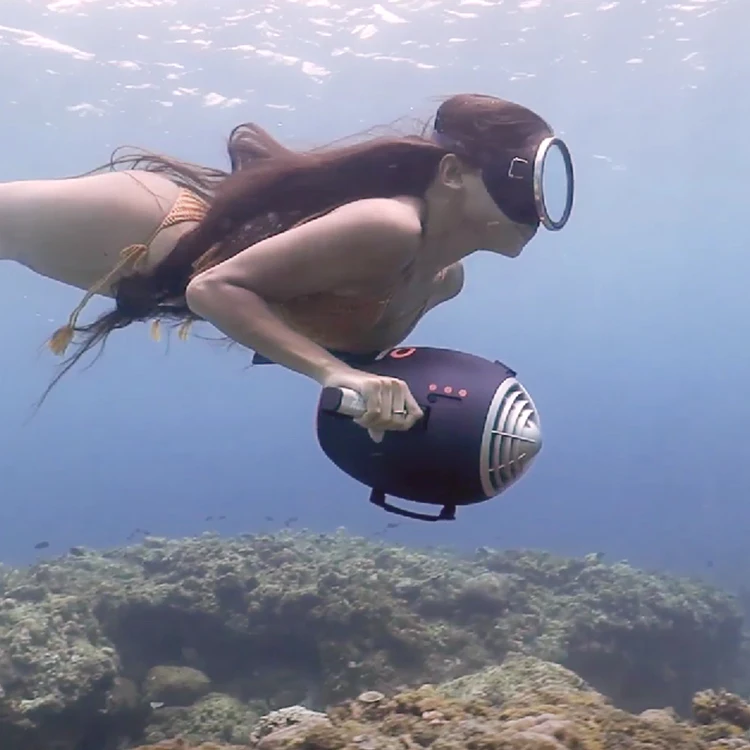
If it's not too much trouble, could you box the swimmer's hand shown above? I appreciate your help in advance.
[321,367,424,442]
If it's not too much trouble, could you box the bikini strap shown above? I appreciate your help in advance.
[48,189,209,355]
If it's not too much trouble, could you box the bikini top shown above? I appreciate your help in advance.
[272,283,415,354]
[48,188,435,356]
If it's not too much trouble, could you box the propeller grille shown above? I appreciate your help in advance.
[480,378,542,497]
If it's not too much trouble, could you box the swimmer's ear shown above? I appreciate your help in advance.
[435,153,469,192]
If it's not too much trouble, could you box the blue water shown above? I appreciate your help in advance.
[0,0,747,591]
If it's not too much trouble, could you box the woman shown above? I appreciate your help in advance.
[0,92,573,436]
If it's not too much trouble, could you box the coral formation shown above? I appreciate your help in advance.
[142,692,261,746]
[0,532,744,749]
[130,669,750,750]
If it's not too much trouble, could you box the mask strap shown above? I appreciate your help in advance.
[431,130,461,151]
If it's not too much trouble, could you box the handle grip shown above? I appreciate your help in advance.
[320,387,430,430]
[320,386,367,418]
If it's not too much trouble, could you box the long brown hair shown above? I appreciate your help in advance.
[44,93,551,395]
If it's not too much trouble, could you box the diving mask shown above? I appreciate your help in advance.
[432,128,575,231]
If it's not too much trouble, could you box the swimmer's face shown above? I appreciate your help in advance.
[434,155,537,258]
[459,170,538,256]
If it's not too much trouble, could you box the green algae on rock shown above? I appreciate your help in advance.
[142,692,261,746]
[144,666,213,707]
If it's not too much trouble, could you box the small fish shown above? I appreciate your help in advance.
[68,547,86,557]
[372,522,401,537]
[149,701,165,710]
[34,541,50,550]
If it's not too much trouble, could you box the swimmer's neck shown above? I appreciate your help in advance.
[418,200,534,269]
[419,214,484,273]
[395,196,477,275]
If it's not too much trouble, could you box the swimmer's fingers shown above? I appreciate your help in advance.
[400,384,423,430]
[354,377,422,438]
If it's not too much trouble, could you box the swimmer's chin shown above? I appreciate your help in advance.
[476,221,537,258]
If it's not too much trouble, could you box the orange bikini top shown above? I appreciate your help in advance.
[48,188,433,356]
[273,290,395,353]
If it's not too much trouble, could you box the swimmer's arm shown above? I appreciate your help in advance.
[185,199,421,384]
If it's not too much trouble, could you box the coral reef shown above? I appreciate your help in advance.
[142,692,261,746]
[693,688,750,735]
[144,666,212,706]
[437,652,598,705]
[0,531,744,749]
[129,661,750,750]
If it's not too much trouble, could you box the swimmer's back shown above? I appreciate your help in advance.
[0,170,201,294]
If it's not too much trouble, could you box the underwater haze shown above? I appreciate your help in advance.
[0,0,747,589]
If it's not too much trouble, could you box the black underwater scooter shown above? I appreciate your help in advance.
[314,129,575,521]
[315,346,542,522]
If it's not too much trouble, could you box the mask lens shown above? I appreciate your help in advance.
[535,138,575,231]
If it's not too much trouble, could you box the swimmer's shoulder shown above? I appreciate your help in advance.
[323,196,424,261]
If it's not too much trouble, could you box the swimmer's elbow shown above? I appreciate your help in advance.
[185,274,209,317]
[185,272,236,319]
[186,275,268,333]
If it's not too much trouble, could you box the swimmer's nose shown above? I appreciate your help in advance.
[483,378,542,495]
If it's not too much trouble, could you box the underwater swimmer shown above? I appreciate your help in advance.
[0,93,573,433]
